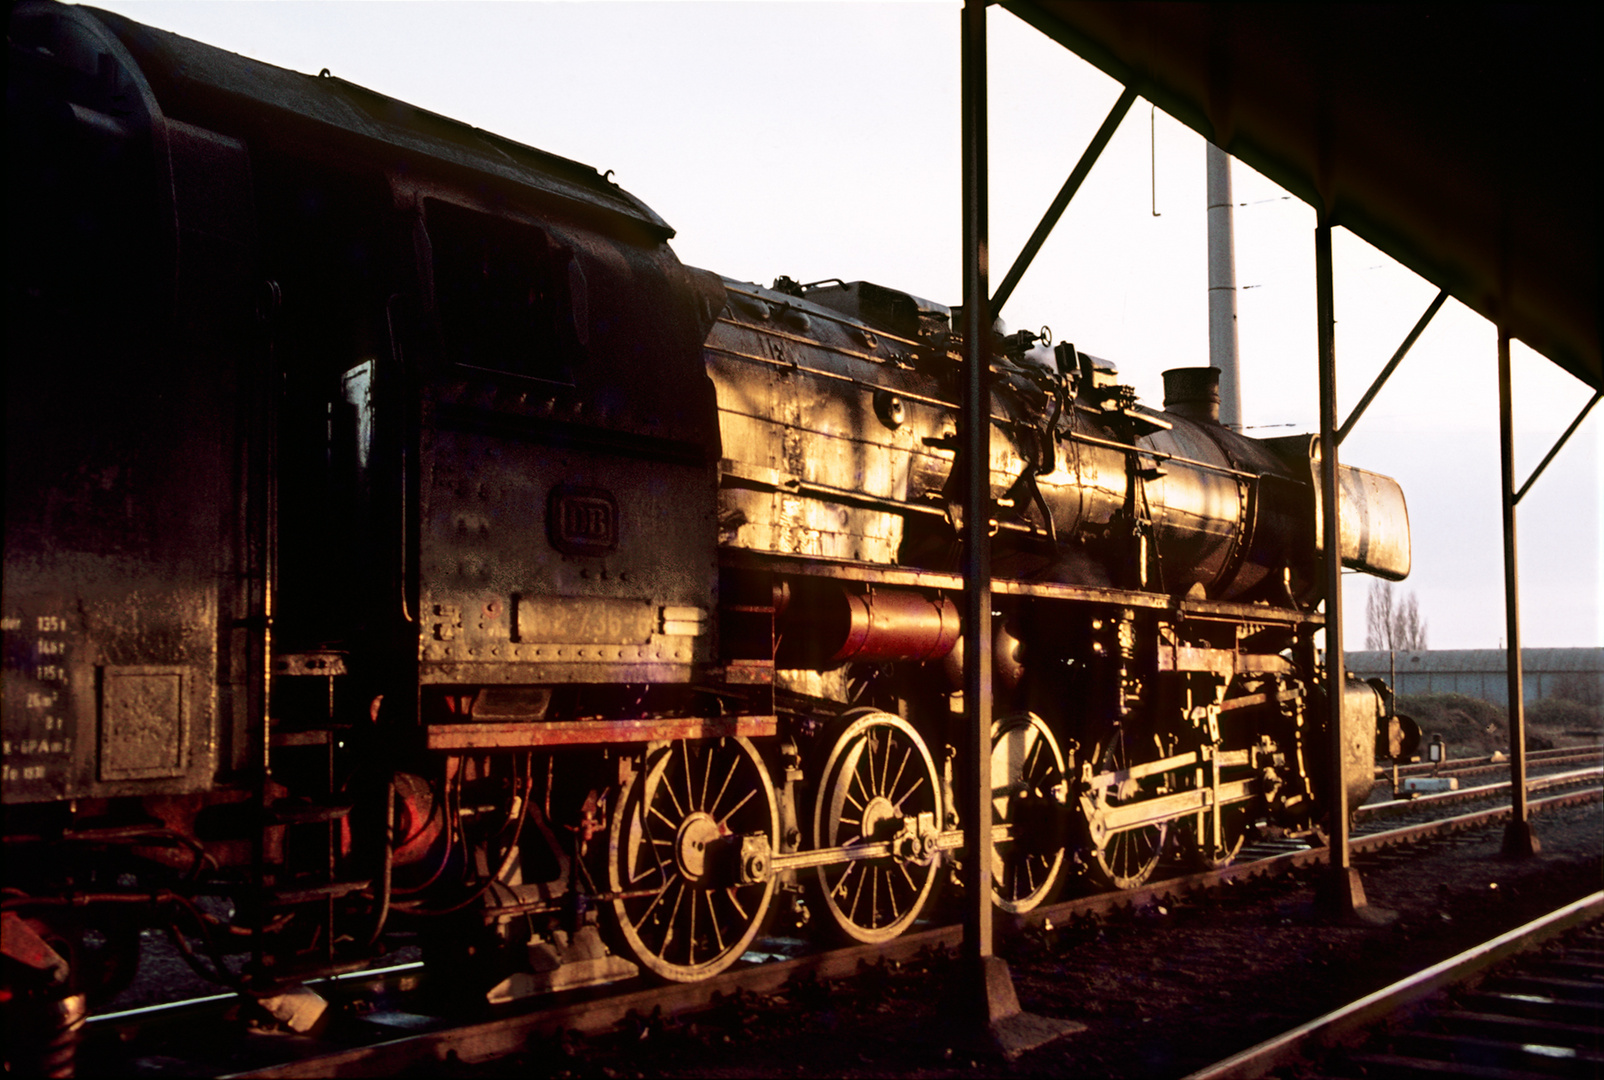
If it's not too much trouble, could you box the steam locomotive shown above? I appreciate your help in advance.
[4,0,1415,1037]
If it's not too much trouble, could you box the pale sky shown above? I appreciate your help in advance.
[82,1,1602,649]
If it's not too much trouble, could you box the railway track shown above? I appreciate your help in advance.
[73,778,1602,1079]
[1355,765,1604,826]
[1381,745,1602,781]
[1377,745,1602,788]
[1182,890,1604,1079]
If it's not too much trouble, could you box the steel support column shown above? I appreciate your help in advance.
[950,6,1080,1054]
[1314,221,1366,914]
[959,0,999,978]
[990,87,1136,318]
[1514,388,1602,505]
[1498,328,1540,858]
[1336,288,1449,445]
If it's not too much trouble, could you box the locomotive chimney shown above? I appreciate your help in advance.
[1206,142,1244,431]
[1162,366,1222,423]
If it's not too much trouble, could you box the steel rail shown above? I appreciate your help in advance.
[1344,785,1600,851]
[1377,745,1600,780]
[219,785,1602,1078]
[1014,784,1602,935]
[1355,764,1602,821]
[1179,890,1604,1080]
[85,961,427,1027]
[1432,751,1602,782]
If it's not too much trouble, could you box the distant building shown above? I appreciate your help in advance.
[1345,648,1604,708]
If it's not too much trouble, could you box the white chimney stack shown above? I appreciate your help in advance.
[1206,142,1243,431]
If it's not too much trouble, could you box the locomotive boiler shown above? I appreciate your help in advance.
[3,0,1415,1046]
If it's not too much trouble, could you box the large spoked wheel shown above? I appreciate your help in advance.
[1086,730,1168,890]
[609,738,778,982]
[990,713,1069,913]
[811,709,942,943]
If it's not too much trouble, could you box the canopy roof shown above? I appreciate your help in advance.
[1008,2,1599,392]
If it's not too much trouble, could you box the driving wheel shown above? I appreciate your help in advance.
[609,737,777,981]
[1086,729,1168,889]
[811,710,942,943]
[990,713,1068,913]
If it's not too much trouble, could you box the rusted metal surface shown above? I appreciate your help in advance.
[1157,647,1292,677]
[425,716,778,750]
[5,4,246,804]
[704,256,1403,610]
[273,653,350,677]
[1269,434,1412,582]
[721,548,1319,625]
[1,912,70,980]
[706,279,1344,602]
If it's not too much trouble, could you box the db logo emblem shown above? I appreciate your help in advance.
[548,486,618,556]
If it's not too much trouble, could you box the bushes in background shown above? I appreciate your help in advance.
[1394,692,1601,756]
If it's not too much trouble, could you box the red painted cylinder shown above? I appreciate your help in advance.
[827,588,961,663]
[775,583,959,667]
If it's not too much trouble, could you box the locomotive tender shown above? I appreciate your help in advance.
[4,0,1415,1022]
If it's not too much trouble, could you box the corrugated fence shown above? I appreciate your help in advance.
[1345,649,1604,708]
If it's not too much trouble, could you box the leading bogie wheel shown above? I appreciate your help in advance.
[811,709,942,944]
[1181,800,1250,870]
[608,737,778,981]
